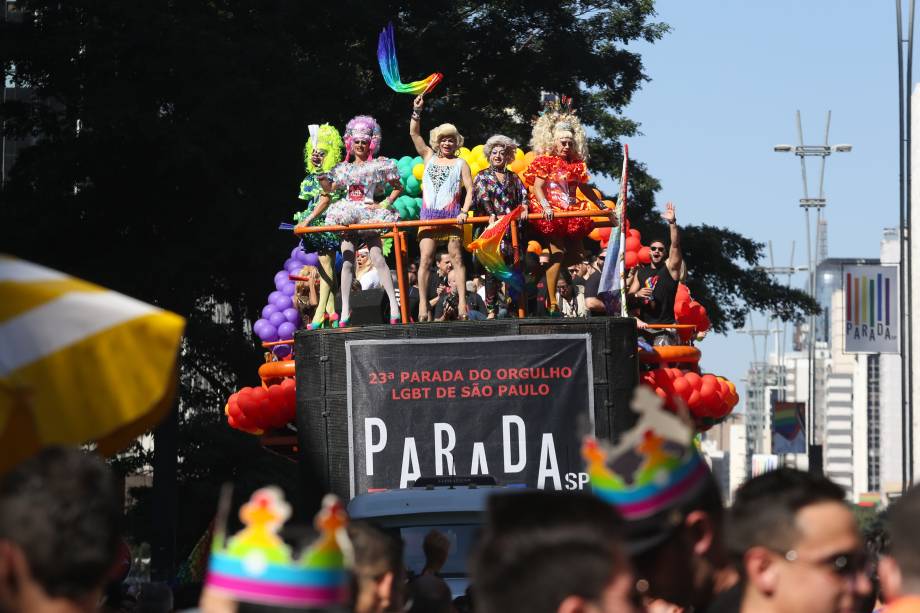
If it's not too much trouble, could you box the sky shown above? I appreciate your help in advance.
[597,1,907,404]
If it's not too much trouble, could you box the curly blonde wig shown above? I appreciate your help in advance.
[483,134,519,159]
[529,111,588,161]
[429,123,464,152]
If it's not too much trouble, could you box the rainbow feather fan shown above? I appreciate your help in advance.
[466,206,524,292]
[377,22,443,95]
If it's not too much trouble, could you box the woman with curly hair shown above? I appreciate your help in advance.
[309,115,404,326]
[409,95,474,322]
[524,103,613,316]
[473,134,529,318]
[295,123,344,329]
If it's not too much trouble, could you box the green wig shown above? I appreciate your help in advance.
[305,123,344,174]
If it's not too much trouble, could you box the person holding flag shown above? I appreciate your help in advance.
[472,134,529,318]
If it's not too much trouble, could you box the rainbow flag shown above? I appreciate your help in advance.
[377,23,443,95]
[597,144,628,315]
[466,206,524,293]
[773,401,803,441]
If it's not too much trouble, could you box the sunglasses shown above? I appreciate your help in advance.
[779,549,868,578]
[649,246,665,253]
[352,138,371,145]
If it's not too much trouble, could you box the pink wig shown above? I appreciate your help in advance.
[344,115,382,161]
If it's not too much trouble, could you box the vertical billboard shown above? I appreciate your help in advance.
[772,400,806,454]
[844,265,898,354]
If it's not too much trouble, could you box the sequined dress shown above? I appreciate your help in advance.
[523,155,594,239]
[324,158,401,237]
[294,174,342,252]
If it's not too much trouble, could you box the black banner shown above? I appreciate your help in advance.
[346,334,594,496]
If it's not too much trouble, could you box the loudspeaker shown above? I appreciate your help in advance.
[335,289,387,325]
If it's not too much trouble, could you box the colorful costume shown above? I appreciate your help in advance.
[295,124,344,253]
[473,167,528,314]
[523,155,594,239]
[418,158,465,242]
[324,158,401,237]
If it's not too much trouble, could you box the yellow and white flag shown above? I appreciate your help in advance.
[0,256,185,472]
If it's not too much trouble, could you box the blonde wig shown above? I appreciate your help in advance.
[429,123,465,153]
[483,134,519,159]
[529,111,588,161]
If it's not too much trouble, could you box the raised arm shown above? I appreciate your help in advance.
[409,95,434,161]
[662,201,681,280]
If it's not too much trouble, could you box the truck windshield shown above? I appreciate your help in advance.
[400,524,480,577]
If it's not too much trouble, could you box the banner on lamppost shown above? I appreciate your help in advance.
[843,265,898,354]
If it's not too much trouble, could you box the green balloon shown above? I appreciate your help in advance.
[405,175,421,197]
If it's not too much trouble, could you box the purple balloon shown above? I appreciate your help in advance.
[269,311,286,327]
[274,269,289,285]
[253,318,270,335]
[281,281,296,296]
[259,325,279,343]
[262,304,278,319]
[274,295,294,311]
[283,307,300,324]
[278,321,296,340]
[304,252,320,267]
[268,290,283,304]
[284,257,296,268]
[295,249,310,264]
[286,261,302,273]
[291,246,302,259]
[273,344,292,358]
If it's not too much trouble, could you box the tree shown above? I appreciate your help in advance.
[0,0,815,567]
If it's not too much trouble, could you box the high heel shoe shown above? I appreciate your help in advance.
[328,312,340,328]
[338,312,352,328]
[306,313,329,331]
[390,316,401,325]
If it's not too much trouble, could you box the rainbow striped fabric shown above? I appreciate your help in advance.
[377,22,443,96]
[466,205,524,293]
[206,490,352,608]
[582,387,709,520]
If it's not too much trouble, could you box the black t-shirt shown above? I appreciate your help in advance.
[636,263,678,324]
[434,290,487,319]
[427,270,449,301]
[583,269,602,298]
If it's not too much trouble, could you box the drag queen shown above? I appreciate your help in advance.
[295,123,343,329]
[409,95,474,322]
[311,115,403,326]
[524,104,613,316]
[473,134,529,317]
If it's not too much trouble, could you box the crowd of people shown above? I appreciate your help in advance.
[292,97,686,330]
[2,404,918,613]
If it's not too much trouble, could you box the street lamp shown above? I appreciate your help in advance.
[773,110,850,476]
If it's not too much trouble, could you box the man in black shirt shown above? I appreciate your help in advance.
[583,253,606,314]
[629,202,681,329]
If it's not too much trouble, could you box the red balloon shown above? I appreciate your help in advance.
[628,228,641,240]
[625,236,641,252]
[625,251,638,269]
[684,371,702,390]
[638,246,651,264]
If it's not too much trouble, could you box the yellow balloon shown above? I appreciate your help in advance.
[458,146,471,158]
[412,163,424,181]
[471,144,485,156]
[515,148,525,161]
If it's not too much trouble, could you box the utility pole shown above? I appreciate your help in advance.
[896,0,915,490]
[774,111,852,476]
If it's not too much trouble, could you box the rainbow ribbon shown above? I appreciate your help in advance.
[466,206,523,292]
[377,22,443,95]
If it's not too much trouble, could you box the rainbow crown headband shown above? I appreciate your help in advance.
[206,488,352,608]
[582,387,710,521]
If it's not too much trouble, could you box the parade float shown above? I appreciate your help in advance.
[222,23,739,496]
